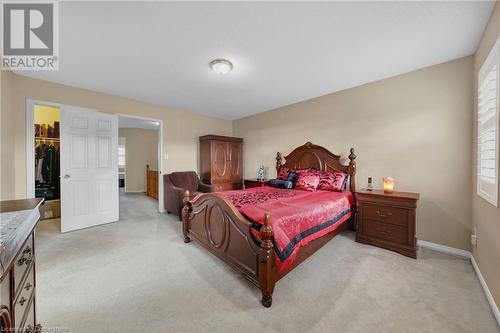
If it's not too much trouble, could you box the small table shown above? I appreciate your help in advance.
[244,178,270,189]
[355,189,420,258]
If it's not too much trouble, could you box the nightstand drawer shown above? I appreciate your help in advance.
[364,220,408,244]
[364,204,408,227]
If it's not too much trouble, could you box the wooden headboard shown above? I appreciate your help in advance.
[276,142,357,192]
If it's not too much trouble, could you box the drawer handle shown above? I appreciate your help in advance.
[376,228,392,235]
[24,283,33,291]
[376,210,393,218]
[17,247,33,266]
[19,297,27,306]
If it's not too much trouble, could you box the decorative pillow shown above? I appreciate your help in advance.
[295,173,320,192]
[317,171,335,191]
[317,171,347,191]
[268,179,294,189]
[285,171,299,186]
[277,167,292,180]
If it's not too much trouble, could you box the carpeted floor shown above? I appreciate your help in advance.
[35,191,499,333]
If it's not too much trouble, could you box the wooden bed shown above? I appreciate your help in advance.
[182,142,357,307]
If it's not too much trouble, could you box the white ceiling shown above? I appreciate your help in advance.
[118,116,159,130]
[18,1,495,120]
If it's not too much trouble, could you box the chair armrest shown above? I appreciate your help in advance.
[171,185,187,198]
[198,182,212,193]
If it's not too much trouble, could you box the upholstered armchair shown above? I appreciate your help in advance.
[164,171,212,220]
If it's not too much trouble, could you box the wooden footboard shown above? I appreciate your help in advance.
[182,191,276,306]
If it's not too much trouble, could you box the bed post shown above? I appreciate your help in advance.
[276,152,282,173]
[259,213,276,308]
[348,148,356,192]
[182,190,192,243]
[348,148,357,230]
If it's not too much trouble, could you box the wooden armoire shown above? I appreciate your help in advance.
[199,135,243,192]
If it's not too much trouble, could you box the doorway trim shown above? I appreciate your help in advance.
[26,101,165,214]
[117,113,165,213]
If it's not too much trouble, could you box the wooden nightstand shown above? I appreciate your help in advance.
[355,189,420,258]
[244,178,270,189]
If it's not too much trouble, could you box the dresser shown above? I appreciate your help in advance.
[0,198,44,332]
[146,167,159,200]
[199,135,243,192]
[355,189,419,258]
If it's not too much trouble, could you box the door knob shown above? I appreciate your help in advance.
[64,174,70,178]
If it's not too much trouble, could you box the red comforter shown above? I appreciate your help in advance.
[220,187,354,271]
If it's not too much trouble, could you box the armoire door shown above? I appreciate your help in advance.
[60,106,119,232]
[212,141,229,182]
[228,142,242,181]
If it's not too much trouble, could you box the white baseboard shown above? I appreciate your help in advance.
[417,240,471,259]
[124,189,146,193]
[418,239,499,327]
[471,255,500,326]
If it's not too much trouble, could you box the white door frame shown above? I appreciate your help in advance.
[26,100,166,215]
[117,113,165,213]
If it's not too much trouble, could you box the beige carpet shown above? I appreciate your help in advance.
[35,191,499,333]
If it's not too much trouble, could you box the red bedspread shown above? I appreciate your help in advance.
[220,187,354,271]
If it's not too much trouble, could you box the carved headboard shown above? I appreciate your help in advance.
[276,142,357,192]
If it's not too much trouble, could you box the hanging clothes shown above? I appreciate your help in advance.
[35,139,60,200]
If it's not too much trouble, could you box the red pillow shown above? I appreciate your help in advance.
[277,167,291,180]
[295,173,320,192]
[317,171,347,191]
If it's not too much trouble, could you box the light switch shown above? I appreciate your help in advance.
[164,153,169,160]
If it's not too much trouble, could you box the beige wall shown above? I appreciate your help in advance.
[0,72,232,200]
[119,128,158,192]
[472,3,500,310]
[0,69,15,199]
[234,56,474,251]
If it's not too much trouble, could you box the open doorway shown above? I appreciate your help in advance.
[118,115,163,217]
[33,104,61,220]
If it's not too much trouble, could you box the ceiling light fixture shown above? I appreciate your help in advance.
[210,59,233,75]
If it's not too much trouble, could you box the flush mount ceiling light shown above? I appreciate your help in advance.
[210,59,233,75]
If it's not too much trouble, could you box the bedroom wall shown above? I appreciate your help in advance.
[234,56,474,251]
[0,69,14,200]
[118,128,159,192]
[472,2,500,312]
[0,71,232,200]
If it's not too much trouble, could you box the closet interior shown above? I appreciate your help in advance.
[34,104,61,219]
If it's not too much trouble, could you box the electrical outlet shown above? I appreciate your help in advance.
[471,234,477,245]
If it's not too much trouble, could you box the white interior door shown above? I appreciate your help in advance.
[60,106,118,232]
